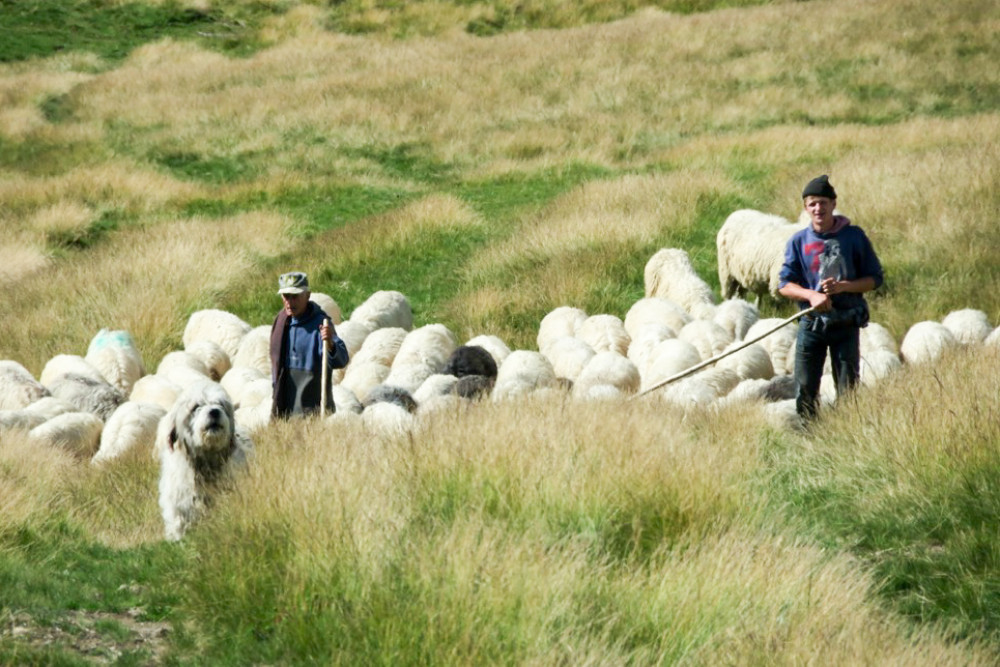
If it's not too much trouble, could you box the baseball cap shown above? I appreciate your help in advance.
[277,271,309,295]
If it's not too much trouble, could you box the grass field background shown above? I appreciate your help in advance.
[1,0,998,663]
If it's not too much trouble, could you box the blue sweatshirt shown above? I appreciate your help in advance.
[778,216,884,312]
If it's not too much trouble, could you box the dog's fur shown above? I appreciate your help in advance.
[156,381,252,541]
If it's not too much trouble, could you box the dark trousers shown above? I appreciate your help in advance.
[794,319,861,419]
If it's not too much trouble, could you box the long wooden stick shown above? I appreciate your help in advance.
[320,318,330,418]
[633,306,817,399]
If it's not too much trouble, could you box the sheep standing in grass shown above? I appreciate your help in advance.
[744,318,797,376]
[309,292,342,325]
[0,361,50,410]
[626,324,676,378]
[182,309,253,362]
[900,321,959,365]
[85,329,146,395]
[678,319,733,362]
[232,325,272,376]
[623,298,690,339]
[384,324,457,393]
[184,340,231,382]
[537,306,588,352]
[644,248,716,319]
[573,351,640,398]
[351,327,408,368]
[712,298,759,342]
[92,401,166,464]
[30,412,104,458]
[493,351,557,400]
[576,314,631,356]
[129,374,182,411]
[40,355,106,387]
[716,209,805,302]
[640,338,702,393]
[941,308,993,345]
[541,336,595,383]
[349,290,413,332]
[45,372,124,421]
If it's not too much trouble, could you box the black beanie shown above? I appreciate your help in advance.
[802,174,837,199]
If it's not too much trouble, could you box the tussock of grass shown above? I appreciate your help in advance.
[761,345,1000,641]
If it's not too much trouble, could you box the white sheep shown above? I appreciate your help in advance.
[331,384,362,415]
[744,317,798,376]
[623,297,690,339]
[237,378,272,411]
[219,366,267,407]
[575,314,631,356]
[465,334,512,368]
[184,339,231,382]
[0,409,48,431]
[129,374,182,411]
[716,378,772,408]
[941,308,993,346]
[340,362,392,403]
[716,209,805,302]
[0,360,50,411]
[677,319,733,362]
[537,306,588,352]
[360,401,415,438]
[640,338,702,392]
[626,323,677,377]
[85,329,146,395]
[715,341,775,381]
[573,351,640,397]
[384,324,458,393]
[541,336,595,382]
[860,349,902,386]
[413,373,459,405]
[900,321,959,365]
[156,351,213,389]
[350,327,408,368]
[860,322,898,356]
[232,325,272,376]
[336,319,377,361]
[29,411,104,458]
[235,400,272,433]
[309,292,343,324]
[45,372,124,421]
[643,248,716,319]
[23,396,78,421]
[492,351,557,401]
[349,290,413,331]
[39,355,106,388]
[91,401,166,464]
[182,309,252,361]
[158,350,210,379]
[986,326,1000,347]
[657,368,739,410]
[711,298,759,342]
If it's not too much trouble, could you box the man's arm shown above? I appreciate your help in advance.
[778,281,832,312]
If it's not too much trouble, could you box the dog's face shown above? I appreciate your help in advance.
[164,382,236,471]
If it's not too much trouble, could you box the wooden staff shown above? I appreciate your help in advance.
[321,318,330,418]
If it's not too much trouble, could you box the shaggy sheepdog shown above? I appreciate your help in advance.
[156,381,252,541]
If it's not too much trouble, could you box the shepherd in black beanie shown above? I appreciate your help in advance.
[802,174,837,200]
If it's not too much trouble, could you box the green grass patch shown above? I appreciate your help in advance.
[0,0,273,64]
[0,136,108,176]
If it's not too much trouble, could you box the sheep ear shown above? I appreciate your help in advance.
[167,426,178,451]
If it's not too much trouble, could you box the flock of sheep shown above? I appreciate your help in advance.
[2,209,999,467]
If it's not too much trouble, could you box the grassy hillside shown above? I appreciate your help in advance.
[1,0,998,663]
